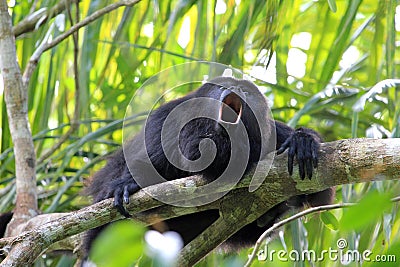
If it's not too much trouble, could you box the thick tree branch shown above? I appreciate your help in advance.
[1,138,399,266]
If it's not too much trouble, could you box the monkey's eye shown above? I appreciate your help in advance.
[218,91,243,124]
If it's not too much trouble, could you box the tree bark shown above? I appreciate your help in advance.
[0,138,399,266]
[0,0,38,235]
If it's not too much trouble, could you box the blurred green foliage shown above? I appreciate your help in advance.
[90,220,146,267]
[1,0,399,266]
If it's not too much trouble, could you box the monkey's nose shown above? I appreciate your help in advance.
[218,90,243,124]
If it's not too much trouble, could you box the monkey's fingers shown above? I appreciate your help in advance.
[296,142,306,180]
[123,183,140,204]
[311,141,319,168]
[287,139,295,176]
[306,157,313,179]
[123,186,130,204]
[303,138,314,179]
[277,137,291,155]
[114,189,131,218]
[115,203,131,218]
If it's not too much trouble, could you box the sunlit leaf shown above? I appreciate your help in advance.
[320,211,339,231]
[340,191,392,232]
[326,0,337,12]
[90,220,146,267]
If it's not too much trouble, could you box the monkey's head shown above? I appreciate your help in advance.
[194,76,272,144]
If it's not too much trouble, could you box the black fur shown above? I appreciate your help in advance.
[0,212,12,238]
[83,77,334,255]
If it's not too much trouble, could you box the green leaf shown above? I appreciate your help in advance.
[326,0,337,12]
[340,191,392,232]
[90,220,146,267]
[320,210,339,231]
[363,239,400,267]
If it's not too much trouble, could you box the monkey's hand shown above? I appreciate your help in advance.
[96,169,140,218]
[276,127,321,180]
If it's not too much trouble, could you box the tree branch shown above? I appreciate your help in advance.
[1,138,399,266]
[21,0,142,87]
[12,0,77,37]
[0,0,38,233]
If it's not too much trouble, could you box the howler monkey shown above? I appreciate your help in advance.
[83,76,334,255]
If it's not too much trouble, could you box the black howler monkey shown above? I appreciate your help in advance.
[83,76,334,255]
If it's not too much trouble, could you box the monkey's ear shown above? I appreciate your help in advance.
[222,68,233,77]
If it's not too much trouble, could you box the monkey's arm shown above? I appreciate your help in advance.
[97,167,139,218]
[274,121,322,179]
[87,148,141,218]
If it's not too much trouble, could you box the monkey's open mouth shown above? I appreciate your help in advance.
[218,92,243,124]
